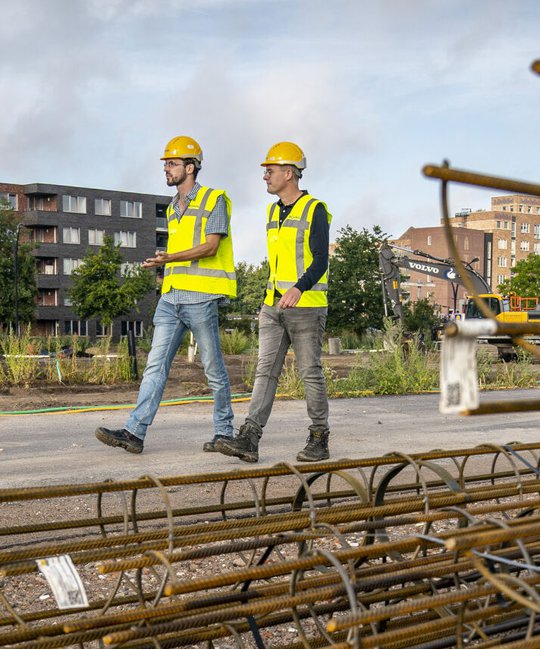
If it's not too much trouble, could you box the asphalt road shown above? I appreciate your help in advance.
[1,389,539,489]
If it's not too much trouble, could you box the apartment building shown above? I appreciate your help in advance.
[1,182,170,340]
[450,195,540,289]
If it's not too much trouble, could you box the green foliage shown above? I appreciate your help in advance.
[68,235,155,326]
[232,259,269,315]
[0,202,37,330]
[0,332,137,388]
[327,225,387,336]
[403,298,439,335]
[219,329,253,355]
[497,253,540,297]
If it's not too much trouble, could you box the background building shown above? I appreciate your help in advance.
[449,195,540,289]
[390,225,488,315]
[1,182,170,340]
[391,194,540,316]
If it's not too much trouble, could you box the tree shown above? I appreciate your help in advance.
[0,201,36,331]
[327,225,387,336]
[497,254,540,297]
[232,260,269,315]
[403,298,438,335]
[68,236,155,327]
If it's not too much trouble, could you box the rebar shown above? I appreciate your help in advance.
[2,441,540,649]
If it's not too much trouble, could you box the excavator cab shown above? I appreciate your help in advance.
[464,295,502,319]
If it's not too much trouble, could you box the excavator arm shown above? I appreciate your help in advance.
[379,242,491,319]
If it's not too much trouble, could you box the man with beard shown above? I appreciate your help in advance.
[95,136,236,454]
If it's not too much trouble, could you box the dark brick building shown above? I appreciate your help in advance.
[1,182,170,340]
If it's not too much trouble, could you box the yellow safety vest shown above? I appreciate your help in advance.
[161,186,236,297]
[264,193,331,308]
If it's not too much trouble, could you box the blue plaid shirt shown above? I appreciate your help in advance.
[161,182,229,305]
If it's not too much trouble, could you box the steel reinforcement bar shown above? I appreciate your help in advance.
[2,441,540,648]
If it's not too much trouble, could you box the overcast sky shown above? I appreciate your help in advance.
[1,0,539,263]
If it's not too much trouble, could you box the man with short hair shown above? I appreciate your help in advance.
[216,141,331,463]
[95,136,236,454]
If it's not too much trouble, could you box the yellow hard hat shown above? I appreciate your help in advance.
[161,136,203,166]
[261,141,306,170]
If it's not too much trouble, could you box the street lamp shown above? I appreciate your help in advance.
[14,223,24,336]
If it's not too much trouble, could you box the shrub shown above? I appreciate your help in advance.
[220,329,252,355]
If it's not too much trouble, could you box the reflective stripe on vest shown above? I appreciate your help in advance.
[264,194,331,308]
[161,186,236,297]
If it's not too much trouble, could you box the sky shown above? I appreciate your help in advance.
[1,0,539,264]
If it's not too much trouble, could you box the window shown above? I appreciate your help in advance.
[63,258,83,275]
[96,321,111,337]
[63,227,80,244]
[114,231,136,248]
[120,200,142,218]
[32,227,57,243]
[496,221,501,228]
[37,289,58,306]
[535,243,540,255]
[497,256,508,267]
[0,192,17,209]
[497,239,508,250]
[64,296,72,306]
[520,241,530,252]
[64,320,88,336]
[521,223,530,233]
[95,198,111,216]
[88,228,105,245]
[62,195,87,214]
[497,274,505,285]
[427,235,432,246]
[121,321,144,337]
[37,258,57,275]
[535,224,540,239]
[464,237,469,251]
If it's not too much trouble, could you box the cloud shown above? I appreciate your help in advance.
[1,0,539,263]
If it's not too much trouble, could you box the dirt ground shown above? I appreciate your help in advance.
[0,353,361,412]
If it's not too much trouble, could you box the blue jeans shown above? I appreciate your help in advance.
[246,302,329,434]
[125,297,233,441]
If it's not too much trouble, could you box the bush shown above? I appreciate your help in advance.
[220,329,253,355]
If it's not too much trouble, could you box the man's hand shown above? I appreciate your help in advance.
[277,287,302,309]
[142,251,169,268]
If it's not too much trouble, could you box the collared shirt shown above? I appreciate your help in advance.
[161,182,229,305]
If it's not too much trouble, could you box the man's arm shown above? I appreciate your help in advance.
[278,203,330,308]
[142,234,222,267]
[142,195,228,268]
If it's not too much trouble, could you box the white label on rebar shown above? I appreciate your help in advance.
[439,335,479,414]
[36,555,89,609]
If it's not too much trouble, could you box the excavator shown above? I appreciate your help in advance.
[378,242,540,359]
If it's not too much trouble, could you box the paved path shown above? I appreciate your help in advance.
[1,390,539,489]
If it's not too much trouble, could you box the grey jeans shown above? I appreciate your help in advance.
[246,302,329,434]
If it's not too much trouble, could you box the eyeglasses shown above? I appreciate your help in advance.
[163,160,186,169]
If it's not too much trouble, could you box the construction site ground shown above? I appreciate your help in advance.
[0,344,538,489]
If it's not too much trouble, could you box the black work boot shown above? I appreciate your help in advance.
[202,435,231,452]
[95,427,144,454]
[214,423,260,463]
[296,429,329,462]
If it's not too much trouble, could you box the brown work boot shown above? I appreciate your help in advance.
[215,423,260,463]
[296,429,329,462]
